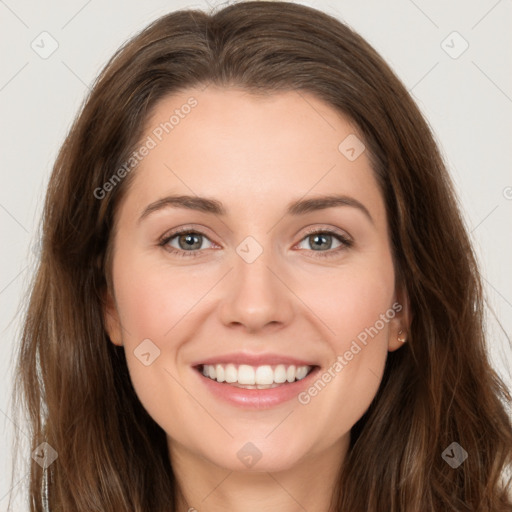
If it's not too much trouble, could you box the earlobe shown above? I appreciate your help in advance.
[388,283,411,352]
[388,328,407,352]
[103,289,123,346]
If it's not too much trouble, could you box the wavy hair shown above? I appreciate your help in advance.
[10,1,512,510]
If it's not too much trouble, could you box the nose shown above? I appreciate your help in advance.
[217,247,295,334]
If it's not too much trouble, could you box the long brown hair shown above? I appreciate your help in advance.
[10,1,512,510]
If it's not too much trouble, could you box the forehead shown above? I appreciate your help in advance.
[119,86,386,227]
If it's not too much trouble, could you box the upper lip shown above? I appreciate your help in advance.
[192,352,318,368]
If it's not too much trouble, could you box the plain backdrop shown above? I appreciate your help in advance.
[1,0,511,510]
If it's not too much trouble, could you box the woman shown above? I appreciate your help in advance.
[10,1,512,510]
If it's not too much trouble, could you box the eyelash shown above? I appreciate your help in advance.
[158,226,353,259]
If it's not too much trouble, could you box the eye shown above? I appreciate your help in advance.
[296,228,352,257]
[159,228,215,257]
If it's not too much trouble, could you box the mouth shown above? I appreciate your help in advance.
[193,362,321,409]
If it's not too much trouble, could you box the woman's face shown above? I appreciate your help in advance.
[104,86,408,473]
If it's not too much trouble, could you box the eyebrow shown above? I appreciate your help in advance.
[138,194,374,224]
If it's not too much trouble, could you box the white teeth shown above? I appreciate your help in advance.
[215,364,225,383]
[200,363,313,386]
[296,366,308,380]
[238,365,255,385]
[274,364,287,383]
[255,365,274,385]
[225,363,237,383]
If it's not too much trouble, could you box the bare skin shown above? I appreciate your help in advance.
[104,86,410,512]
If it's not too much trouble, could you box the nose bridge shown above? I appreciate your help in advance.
[218,235,294,331]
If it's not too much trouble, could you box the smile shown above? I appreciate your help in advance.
[193,358,321,409]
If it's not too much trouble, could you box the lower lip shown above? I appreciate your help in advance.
[194,366,320,409]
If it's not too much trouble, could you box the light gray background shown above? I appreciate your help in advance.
[1,0,511,509]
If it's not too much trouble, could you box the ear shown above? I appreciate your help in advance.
[387,281,411,352]
[103,287,123,346]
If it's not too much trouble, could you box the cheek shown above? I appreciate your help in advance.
[299,256,395,348]
[112,249,206,339]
